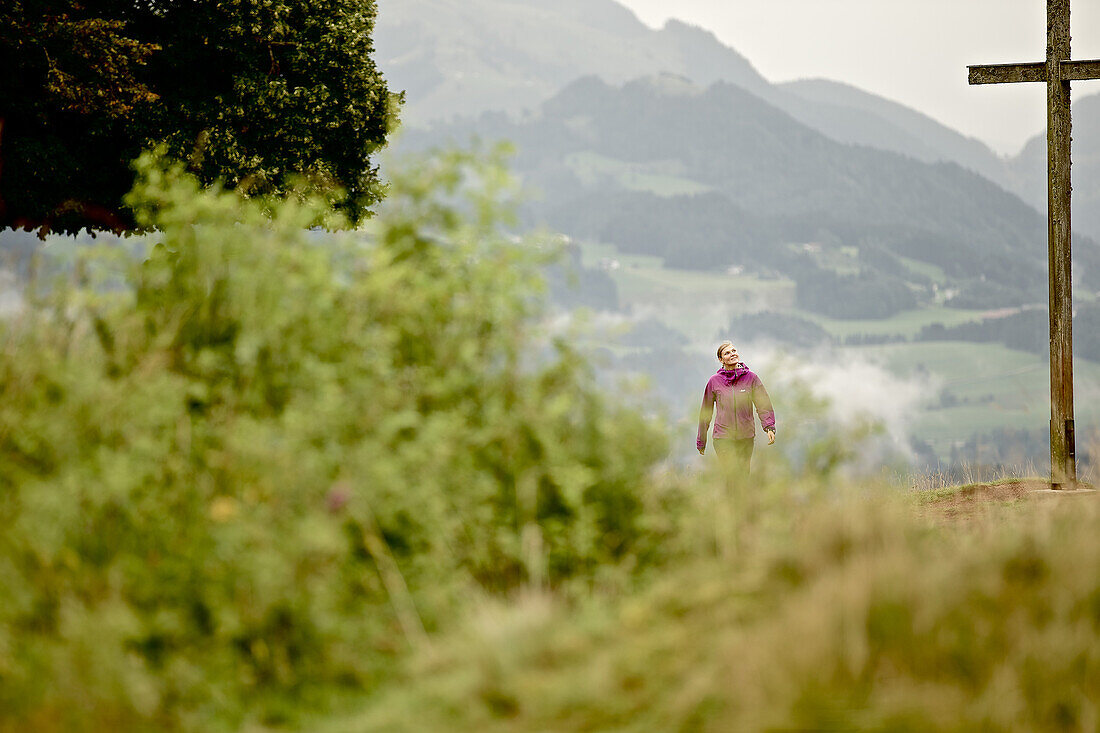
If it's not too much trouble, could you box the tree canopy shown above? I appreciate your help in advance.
[0,0,398,235]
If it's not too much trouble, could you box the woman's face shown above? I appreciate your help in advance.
[720,345,739,368]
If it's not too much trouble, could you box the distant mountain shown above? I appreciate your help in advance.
[405,77,1100,315]
[375,0,769,126]
[1005,91,1100,242]
[777,79,1009,184]
[375,0,1009,181]
[377,0,1100,311]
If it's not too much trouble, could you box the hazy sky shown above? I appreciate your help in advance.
[617,0,1100,156]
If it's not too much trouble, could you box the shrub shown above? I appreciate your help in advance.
[0,150,667,730]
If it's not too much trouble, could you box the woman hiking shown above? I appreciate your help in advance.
[696,340,776,487]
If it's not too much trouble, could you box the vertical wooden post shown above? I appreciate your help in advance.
[1047,0,1076,488]
[969,1,1100,488]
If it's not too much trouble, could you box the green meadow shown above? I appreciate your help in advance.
[565,152,714,198]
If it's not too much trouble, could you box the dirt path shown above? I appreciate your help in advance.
[916,478,1096,521]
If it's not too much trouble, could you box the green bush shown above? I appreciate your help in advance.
[341,485,1100,732]
[0,150,667,730]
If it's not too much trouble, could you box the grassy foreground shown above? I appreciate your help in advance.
[327,481,1100,732]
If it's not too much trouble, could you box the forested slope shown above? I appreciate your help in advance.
[408,77,1099,316]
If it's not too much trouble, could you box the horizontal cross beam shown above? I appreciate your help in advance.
[968,62,1044,84]
[1064,59,1100,80]
[968,59,1100,84]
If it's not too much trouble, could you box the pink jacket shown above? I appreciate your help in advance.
[697,365,775,450]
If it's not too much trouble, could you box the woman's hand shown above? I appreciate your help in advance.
[697,447,705,455]
[766,429,776,445]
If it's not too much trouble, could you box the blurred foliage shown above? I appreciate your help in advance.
[0,149,667,730]
[336,479,1100,732]
[0,0,397,234]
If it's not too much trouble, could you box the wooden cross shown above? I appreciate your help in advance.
[969,0,1100,489]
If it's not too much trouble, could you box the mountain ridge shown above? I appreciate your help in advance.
[376,0,1006,179]
[1006,92,1100,242]
[776,79,1009,183]
[377,0,1100,242]
[402,75,1100,318]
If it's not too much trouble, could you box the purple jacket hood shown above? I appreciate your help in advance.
[714,364,750,386]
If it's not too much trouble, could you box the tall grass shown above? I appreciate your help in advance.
[335,475,1100,732]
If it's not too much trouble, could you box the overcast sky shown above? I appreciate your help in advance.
[617,0,1100,156]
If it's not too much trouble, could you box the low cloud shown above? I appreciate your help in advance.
[747,342,937,464]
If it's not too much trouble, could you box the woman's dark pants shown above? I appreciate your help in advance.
[713,437,754,490]
[712,437,754,556]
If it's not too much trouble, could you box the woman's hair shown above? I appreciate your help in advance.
[716,340,733,361]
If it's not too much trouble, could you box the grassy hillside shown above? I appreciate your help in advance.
[857,341,1100,459]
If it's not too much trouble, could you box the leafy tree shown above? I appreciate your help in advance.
[0,1,160,233]
[0,0,397,234]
